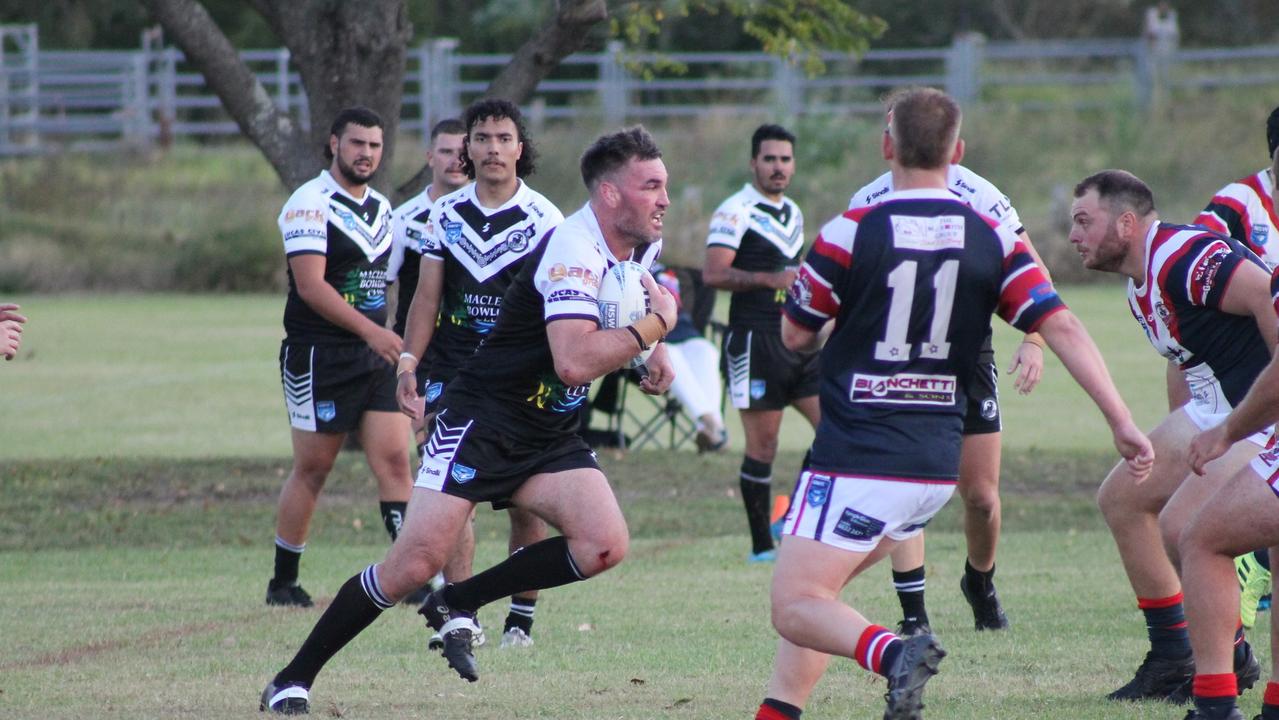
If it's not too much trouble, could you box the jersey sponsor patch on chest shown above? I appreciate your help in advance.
[850,372,957,406]
[890,215,966,252]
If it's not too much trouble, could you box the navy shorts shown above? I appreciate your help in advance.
[415,408,601,505]
[962,335,1000,435]
[721,326,820,411]
[280,342,398,433]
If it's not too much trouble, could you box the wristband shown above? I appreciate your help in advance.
[625,325,648,352]
[399,352,418,362]
[631,313,668,348]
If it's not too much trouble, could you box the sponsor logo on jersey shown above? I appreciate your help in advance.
[850,373,957,406]
[806,475,831,507]
[284,208,325,224]
[1253,224,1270,246]
[890,215,966,252]
[953,177,977,194]
[443,220,464,244]
[1154,302,1171,322]
[451,463,476,484]
[316,401,336,422]
[1192,244,1232,294]
[425,382,444,403]
[864,186,890,205]
[750,379,767,400]
[833,508,886,541]
[547,263,601,289]
[711,210,740,227]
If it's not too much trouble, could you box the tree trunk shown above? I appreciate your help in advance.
[140,0,313,188]
[145,0,410,192]
[485,0,609,103]
[253,0,411,193]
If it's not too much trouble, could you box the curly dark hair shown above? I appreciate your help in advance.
[459,98,536,179]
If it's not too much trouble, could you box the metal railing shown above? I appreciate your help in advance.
[2,24,1278,156]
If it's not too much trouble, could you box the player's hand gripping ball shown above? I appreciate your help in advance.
[597,260,654,369]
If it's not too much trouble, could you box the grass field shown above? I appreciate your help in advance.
[0,283,1163,459]
[0,290,1262,719]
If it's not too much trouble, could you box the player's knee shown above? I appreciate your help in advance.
[571,530,629,577]
[288,462,333,493]
[958,484,999,518]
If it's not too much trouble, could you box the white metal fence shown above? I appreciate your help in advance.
[2,23,1278,156]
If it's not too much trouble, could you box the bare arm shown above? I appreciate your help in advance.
[1188,351,1279,474]
[290,254,402,365]
[781,314,831,353]
[1218,260,1279,351]
[1007,229,1048,393]
[703,246,795,292]
[547,274,678,387]
[399,258,444,368]
[1037,310,1154,479]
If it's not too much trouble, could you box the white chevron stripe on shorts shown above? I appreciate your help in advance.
[726,329,752,409]
[282,345,317,432]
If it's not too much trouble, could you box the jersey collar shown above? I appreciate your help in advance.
[880,188,959,203]
[576,202,641,265]
[320,169,372,203]
[742,182,789,209]
[465,178,529,213]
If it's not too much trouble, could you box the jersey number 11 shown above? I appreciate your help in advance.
[874,259,958,362]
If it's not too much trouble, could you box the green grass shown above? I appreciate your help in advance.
[0,284,1163,460]
[0,451,1267,719]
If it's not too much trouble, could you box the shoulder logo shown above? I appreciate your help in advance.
[1252,224,1270,246]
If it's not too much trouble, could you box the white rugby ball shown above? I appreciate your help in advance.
[598,260,654,369]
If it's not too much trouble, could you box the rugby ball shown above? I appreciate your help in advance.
[598,260,654,369]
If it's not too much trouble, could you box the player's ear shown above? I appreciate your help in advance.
[950,138,965,165]
[881,126,894,161]
[329,134,340,159]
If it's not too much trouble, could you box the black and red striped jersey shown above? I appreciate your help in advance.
[1196,169,1279,267]
[784,188,1062,481]
[1127,222,1270,413]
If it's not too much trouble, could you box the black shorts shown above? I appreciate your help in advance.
[721,326,820,411]
[962,339,1001,435]
[280,342,398,433]
[414,408,601,504]
[420,371,449,416]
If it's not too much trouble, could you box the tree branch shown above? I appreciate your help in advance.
[141,0,312,188]
[485,0,609,102]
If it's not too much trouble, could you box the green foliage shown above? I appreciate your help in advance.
[612,0,885,77]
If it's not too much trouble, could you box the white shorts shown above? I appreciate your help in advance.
[1183,402,1272,448]
[781,470,956,553]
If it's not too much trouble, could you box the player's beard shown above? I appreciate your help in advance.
[616,207,661,249]
[336,154,377,186]
[755,168,791,195]
[1085,223,1128,272]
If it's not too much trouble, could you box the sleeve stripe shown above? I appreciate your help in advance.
[999,262,1035,291]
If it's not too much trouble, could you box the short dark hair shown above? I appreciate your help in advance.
[460,98,536,179]
[324,106,383,162]
[1266,105,1279,159]
[887,88,961,170]
[751,124,796,159]
[1073,170,1157,217]
[580,126,663,190]
[429,118,465,141]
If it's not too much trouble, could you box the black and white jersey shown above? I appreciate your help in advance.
[785,189,1064,481]
[278,170,394,344]
[386,184,441,336]
[707,183,805,332]
[850,165,1025,236]
[421,180,564,383]
[443,203,662,443]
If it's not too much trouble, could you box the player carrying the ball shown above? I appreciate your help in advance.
[260,125,677,713]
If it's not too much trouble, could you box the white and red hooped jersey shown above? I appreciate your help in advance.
[784,189,1062,482]
[1127,222,1271,414]
[1196,169,1279,267]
